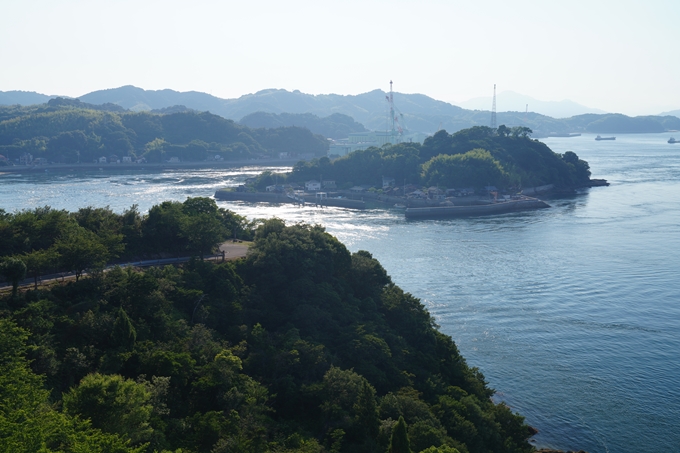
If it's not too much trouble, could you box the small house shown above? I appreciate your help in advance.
[382,176,396,189]
[98,156,107,164]
[20,153,33,165]
[122,156,132,163]
[305,180,321,191]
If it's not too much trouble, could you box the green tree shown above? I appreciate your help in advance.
[22,247,58,289]
[62,373,154,445]
[388,416,412,453]
[47,130,88,163]
[421,149,507,188]
[143,201,188,256]
[354,379,380,440]
[111,308,137,351]
[183,213,224,258]
[0,319,142,453]
[419,446,460,453]
[73,206,125,259]
[0,257,27,297]
[56,226,109,281]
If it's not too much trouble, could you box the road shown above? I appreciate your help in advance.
[1,241,250,292]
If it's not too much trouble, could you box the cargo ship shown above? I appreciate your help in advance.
[595,135,616,141]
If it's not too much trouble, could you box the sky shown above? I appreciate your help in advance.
[2,0,679,116]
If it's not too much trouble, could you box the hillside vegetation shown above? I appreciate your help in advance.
[289,126,591,190]
[1,209,535,453]
[72,86,680,136]
[240,112,368,140]
[5,87,679,139]
[0,99,328,164]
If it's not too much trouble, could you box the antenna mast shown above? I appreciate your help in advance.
[389,80,395,134]
[490,84,497,130]
[385,80,405,143]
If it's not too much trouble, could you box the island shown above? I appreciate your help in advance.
[216,126,606,218]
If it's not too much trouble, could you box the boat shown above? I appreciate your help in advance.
[595,135,616,141]
[546,133,581,138]
[669,137,678,144]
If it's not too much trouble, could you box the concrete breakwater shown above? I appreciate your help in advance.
[214,189,366,209]
[404,198,550,219]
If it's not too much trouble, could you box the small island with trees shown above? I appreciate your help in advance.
[216,125,605,218]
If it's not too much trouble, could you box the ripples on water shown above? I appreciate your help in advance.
[1,134,679,453]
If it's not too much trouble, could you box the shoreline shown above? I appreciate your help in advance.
[0,157,302,175]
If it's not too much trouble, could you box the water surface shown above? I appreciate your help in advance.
[2,133,678,452]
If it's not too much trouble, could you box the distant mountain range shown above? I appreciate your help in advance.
[0,90,55,106]
[2,86,680,137]
[660,109,680,119]
[457,90,607,118]
[240,112,367,140]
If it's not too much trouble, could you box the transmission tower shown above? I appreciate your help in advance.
[385,80,405,143]
[490,84,497,130]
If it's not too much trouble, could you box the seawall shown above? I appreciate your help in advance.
[214,190,366,209]
[404,198,550,219]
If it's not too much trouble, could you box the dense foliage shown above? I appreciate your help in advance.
[0,198,250,285]
[240,112,368,140]
[290,126,591,190]
[0,101,328,164]
[0,216,535,453]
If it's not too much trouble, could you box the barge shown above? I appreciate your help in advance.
[404,198,550,219]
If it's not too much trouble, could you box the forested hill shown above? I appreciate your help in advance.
[289,126,592,190]
[240,112,368,140]
[0,207,535,453]
[0,100,329,164]
[5,86,680,136]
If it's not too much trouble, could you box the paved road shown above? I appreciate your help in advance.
[1,241,250,292]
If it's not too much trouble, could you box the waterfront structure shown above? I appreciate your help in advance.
[305,180,321,191]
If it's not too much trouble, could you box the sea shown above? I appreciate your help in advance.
[1,132,679,453]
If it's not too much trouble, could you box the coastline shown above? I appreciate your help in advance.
[0,157,302,175]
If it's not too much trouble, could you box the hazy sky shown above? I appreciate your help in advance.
[2,0,679,115]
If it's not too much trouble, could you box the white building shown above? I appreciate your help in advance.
[305,180,321,191]
[382,176,396,189]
